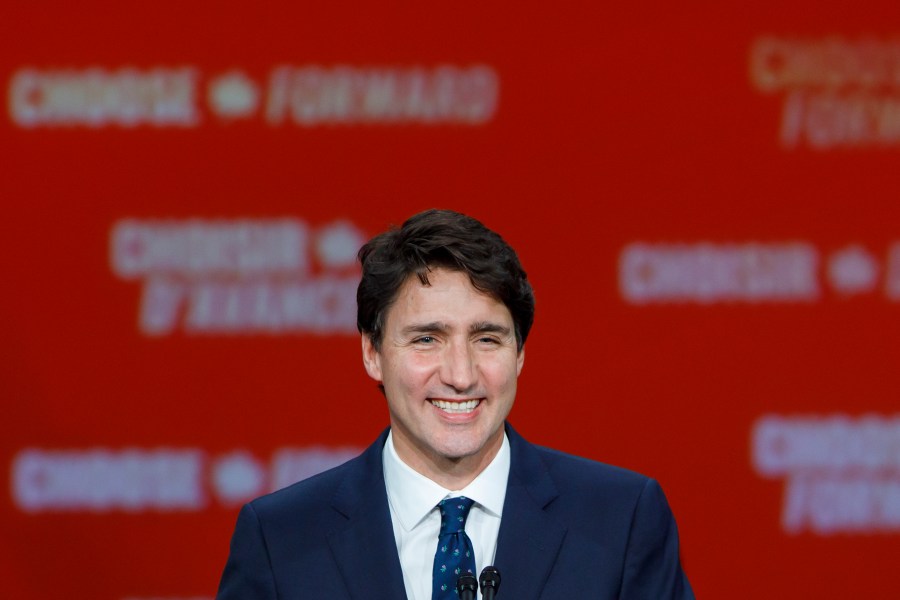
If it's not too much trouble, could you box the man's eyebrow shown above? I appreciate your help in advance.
[400,322,449,336]
[469,322,511,336]
[399,322,511,337]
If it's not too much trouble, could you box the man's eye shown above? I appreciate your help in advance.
[415,336,435,344]
[478,337,499,344]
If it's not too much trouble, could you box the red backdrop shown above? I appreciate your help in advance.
[3,2,900,598]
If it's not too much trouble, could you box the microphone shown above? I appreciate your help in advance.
[456,573,478,600]
[479,566,501,600]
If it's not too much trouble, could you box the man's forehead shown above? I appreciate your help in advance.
[385,269,512,326]
[396,268,482,298]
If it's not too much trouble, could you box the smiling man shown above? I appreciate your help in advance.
[216,209,694,599]
[362,267,522,491]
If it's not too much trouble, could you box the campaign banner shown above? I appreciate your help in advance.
[3,2,899,598]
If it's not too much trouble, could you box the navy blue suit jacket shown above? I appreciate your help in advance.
[216,424,694,599]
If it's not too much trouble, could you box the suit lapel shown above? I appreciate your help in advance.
[324,425,566,600]
[494,425,567,600]
[327,429,408,600]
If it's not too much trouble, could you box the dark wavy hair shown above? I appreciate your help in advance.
[357,209,535,351]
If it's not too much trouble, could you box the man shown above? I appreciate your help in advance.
[216,209,694,599]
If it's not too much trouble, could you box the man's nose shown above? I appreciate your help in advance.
[440,340,477,393]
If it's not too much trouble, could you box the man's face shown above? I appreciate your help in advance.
[362,268,524,480]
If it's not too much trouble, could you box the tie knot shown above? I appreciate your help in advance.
[438,496,475,535]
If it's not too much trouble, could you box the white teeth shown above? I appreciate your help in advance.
[431,399,480,413]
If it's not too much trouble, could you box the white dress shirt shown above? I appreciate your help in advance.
[383,431,510,600]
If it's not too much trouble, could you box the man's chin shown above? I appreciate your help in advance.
[433,431,501,463]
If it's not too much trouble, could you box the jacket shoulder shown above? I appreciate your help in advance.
[534,444,651,493]
[251,459,347,513]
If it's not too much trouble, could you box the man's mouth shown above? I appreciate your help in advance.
[430,399,482,414]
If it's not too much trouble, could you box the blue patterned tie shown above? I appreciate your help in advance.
[432,496,477,599]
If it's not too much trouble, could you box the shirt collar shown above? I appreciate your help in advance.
[383,430,510,532]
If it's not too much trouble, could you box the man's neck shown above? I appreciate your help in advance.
[391,431,504,491]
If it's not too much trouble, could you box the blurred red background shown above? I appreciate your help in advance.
[3,2,900,598]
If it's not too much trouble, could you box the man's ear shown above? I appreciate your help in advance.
[516,345,525,376]
[361,334,383,382]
